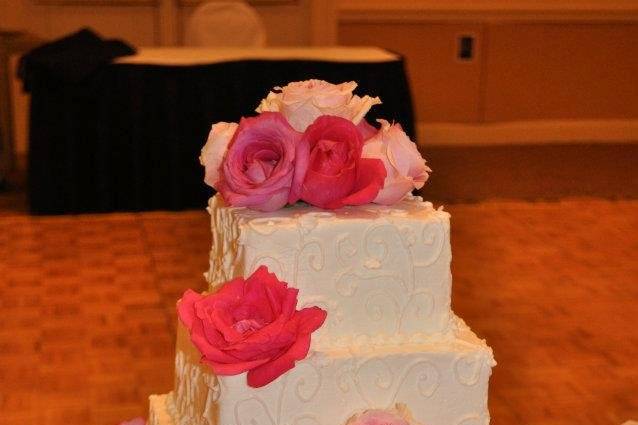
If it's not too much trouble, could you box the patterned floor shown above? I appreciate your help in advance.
[0,198,637,425]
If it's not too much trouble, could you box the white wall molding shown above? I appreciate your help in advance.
[417,119,638,147]
[339,0,638,23]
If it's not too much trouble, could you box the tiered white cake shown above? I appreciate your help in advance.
[148,194,495,425]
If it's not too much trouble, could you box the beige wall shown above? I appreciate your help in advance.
[483,23,638,122]
[0,0,313,47]
[0,1,157,46]
[340,21,638,124]
[179,0,312,46]
[340,22,484,123]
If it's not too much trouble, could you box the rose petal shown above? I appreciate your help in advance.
[177,289,203,330]
[200,122,238,189]
[358,119,378,141]
[327,158,386,209]
[373,175,415,206]
[190,330,238,364]
[246,333,312,388]
[205,356,271,376]
[288,135,309,204]
[211,307,245,343]
[295,307,328,334]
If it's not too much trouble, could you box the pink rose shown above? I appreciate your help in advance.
[178,266,327,388]
[216,112,302,212]
[345,404,421,425]
[362,120,431,205]
[291,115,386,209]
[256,79,381,132]
[200,121,238,188]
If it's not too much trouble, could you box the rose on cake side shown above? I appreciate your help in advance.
[200,79,430,212]
[178,266,327,388]
[345,404,423,425]
[256,79,381,132]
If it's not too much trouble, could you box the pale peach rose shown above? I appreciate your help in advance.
[345,404,422,425]
[199,121,238,188]
[256,79,381,132]
[362,119,431,205]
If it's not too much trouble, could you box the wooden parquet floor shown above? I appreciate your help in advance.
[0,199,637,425]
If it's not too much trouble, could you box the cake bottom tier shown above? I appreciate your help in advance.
[149,317,495,425]
[149,393,175,425]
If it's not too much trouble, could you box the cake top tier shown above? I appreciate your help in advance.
[206,194,454,347]
[199,79,431,212]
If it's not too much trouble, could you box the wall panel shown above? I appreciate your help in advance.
[339,22,484,123]
[484,23,638,122]
[0,1,157,46]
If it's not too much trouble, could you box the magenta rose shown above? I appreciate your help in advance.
[291,115,386,209]
[177,266,327,388]
[216,112,302,212]
[357,119,378,141]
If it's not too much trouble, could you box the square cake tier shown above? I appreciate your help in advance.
[207,194,454,341]
[148,317,495,425]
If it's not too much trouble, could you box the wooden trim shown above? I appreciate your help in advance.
[416,119,638,147]
[339,0,638,23]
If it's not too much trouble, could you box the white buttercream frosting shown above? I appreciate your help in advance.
[206,194,454,346]
[148,194,496,425]
[148,318,495,425]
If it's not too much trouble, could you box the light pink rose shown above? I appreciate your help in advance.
[291,115,386,209]
[216,112,302,212]
[345,404,421,425]
[200,121,238,188]
[362,119,431,205]
[256,79,382,132]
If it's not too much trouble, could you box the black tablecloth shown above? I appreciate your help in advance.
[26,58,415,214]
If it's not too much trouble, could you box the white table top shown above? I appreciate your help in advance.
[115,46,400,66]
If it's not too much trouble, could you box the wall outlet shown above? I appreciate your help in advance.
[458,35,475,61]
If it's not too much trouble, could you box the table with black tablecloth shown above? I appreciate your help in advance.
[26,47,415,214]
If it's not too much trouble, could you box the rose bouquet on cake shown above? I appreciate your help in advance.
[200,80,431,211]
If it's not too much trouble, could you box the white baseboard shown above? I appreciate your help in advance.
[417,119,638,147]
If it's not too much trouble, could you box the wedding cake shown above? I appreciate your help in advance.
[147,80,495,425]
